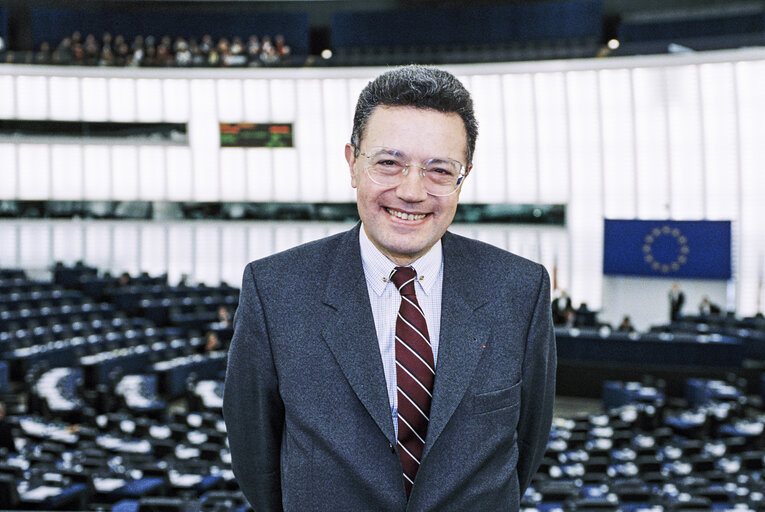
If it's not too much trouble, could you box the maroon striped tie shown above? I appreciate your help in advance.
[390,266,435,498]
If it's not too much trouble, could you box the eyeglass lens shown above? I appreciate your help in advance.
[361,148,463,196]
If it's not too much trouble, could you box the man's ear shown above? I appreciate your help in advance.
[346,143,359,188]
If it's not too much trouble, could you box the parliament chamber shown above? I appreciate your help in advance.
[3,0,765,510]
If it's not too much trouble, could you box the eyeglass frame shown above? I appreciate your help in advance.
[352,145,470,197]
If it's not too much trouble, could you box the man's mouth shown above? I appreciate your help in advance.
[386,208,427,221]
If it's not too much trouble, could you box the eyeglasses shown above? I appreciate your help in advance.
[356,147,468,197]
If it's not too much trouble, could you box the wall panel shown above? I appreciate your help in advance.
[3,51,765,313]
[632,67,670,218]
[138,146,166,200]
[111,146,139,200]
[18,144,50,199]
[166,146,193,201]
[534,72,570,204]
[599,68,636,219]
[245,149,273,201]
[52,222,84,265]
[194,224,222,285]
[84,223,113,270]
[136,79,163,122]
[665,65,704,220]
[269,79,296,122]
[247,224,275,262]
[51,145,83,199]
[80,78,109,121]
[109,78,137,122]
[49,76,81,120]
[167,224,194,284]
[700,63,739,221]
[322,78,353,202]
[219,148,247,202]
[83,145,112,200]
[189,79,220,201]
[0,224,18,268]
[272,150,299,202]
[139,224,168,279]
[296,79,325,202]
[470,75,505,203]
[242,79,271,122]
[112,224,140,276]
[0,75,14,118]
[0,144,17,199]
[221,225,248,287]
[217,79,244,123]
[162,79,189,122]
[502,74,538,203]
[16,76,48,119]
[19,223,51,270]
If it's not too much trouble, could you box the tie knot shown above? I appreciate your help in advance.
[390,266,417,297]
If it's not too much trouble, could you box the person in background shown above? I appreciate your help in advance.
[216,305,232,327]
[201,331,222,353]
[669,282,685,322]
[699,295,721,316]
[617,315,636,333]
[552,289,573,325]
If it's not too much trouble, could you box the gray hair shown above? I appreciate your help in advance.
[350,65,478,165]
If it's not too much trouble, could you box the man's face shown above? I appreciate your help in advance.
[346,105,470,266]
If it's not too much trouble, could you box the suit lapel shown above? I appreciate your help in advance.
[320,224,396,444]
[422,232,489,460]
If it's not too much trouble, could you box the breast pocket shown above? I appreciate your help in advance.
[472,380,522,415]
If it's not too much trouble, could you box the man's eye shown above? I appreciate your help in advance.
[428,167,453,176]
[376,159,400,166]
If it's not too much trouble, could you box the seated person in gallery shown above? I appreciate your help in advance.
[698,296,721,316]
[617,315,636,333]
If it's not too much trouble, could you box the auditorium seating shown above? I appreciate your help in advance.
[0,265,238,509]
[524,378,765,511]
[3,264,765,510]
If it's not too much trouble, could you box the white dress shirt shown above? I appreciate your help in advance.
[358,225,443,435]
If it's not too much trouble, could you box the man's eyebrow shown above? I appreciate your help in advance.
[374,147,405,156]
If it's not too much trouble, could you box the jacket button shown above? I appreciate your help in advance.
[390,443,395,454]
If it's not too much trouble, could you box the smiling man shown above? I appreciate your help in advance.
[224,65,557,511]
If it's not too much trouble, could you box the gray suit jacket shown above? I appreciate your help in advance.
[224,224,556,511]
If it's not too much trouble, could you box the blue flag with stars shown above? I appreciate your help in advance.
[603,219,731,280]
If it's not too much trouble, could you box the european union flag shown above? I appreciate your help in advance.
[603,219,731,280]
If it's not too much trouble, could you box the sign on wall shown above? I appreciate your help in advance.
[219,123,294,148]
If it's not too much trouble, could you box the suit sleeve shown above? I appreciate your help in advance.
[516,265,557,493]
[224,263,284,511]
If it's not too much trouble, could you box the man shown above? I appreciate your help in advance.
[224,65,556,511]
[669,282,685,322]
[552,289,573,325]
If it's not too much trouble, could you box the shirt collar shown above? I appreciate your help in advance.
[359,223,442,297]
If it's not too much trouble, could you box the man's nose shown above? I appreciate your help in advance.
[396,165,428,201]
